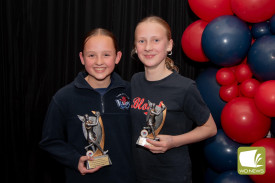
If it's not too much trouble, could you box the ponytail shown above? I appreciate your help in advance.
[165,57,179,72]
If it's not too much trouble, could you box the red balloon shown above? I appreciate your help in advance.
[250,138,275,183]
[231,0,275,23]
[221,97,271,144]
[251,38,256,45]
[181,20,209,62]
[235,64,253,83]
[219,83,239,102]
[239,78,261,98]
[188,0,233,22]
[254,80,275,117]
[216,67,236,85]
[241,57,247,64]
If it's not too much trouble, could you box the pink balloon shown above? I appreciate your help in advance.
[216,67,236,85]
[231,0,275,23]
[221,97,271,144]
[254,80,275,117]
[250,138,275,183]
[181,20,209,62]
[235,64,253,83]
[219,83,239,102]
[239,78,261,98]
[188,0,233,22]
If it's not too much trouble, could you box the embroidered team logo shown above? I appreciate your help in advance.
[115,93,130,110]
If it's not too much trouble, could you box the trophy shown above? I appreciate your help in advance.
[78,111,112,169]
[136,100,167,146]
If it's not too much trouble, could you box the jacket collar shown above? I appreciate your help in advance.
[74,71,126,90]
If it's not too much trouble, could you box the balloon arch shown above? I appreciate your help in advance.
[182,0,275,182]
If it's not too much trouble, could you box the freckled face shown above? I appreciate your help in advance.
[135,22,173,69]
[79,35,121,87]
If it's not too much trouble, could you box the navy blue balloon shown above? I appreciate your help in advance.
[204,168,219,183]
[202,15,252,66]
[214,171,253,183]
[270,14,275,34]
[204,129,245,172]
[251,21,272,39]
[247,35,275,81]
[196,68,226,128]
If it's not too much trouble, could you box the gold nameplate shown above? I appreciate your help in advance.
[87,155,112,169]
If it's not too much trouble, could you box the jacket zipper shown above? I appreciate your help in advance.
[101,95,105,114]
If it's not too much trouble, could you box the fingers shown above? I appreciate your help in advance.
[144,139,165,153]
[146,138,160,147]
[78,156,101,175]
[81,166,102,175]
[144,135,174,153]
[86,166,102,173]
[79,155,91,163]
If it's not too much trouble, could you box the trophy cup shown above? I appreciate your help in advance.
[78,111,112,169]
[136,100,167,146]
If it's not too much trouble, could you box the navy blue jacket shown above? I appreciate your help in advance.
[40,71,135,183]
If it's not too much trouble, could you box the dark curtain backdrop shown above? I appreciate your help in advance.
[2,0,214,182]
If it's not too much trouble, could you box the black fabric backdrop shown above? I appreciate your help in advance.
[2,0,214,182]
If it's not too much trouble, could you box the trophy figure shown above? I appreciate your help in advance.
[136,100,167,146]
[78,111,112,169]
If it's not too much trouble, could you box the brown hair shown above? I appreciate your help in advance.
[132,16,179,72]
[82,28,120,53]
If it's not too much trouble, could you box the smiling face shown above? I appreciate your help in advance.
[79,35,121,88]
[135,21,173,70]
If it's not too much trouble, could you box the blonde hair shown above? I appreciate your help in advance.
[82,28,120,53]
[132,16,179,72]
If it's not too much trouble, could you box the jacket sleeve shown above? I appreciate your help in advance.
[39,98,81,171]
